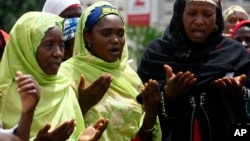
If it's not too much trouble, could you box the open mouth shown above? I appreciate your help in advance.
[109,47,121,56]
[192,29,205,38]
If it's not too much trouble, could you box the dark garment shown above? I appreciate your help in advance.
[137,37,250,141]
[136,0,250,140]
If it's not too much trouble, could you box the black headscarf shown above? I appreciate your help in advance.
[137,1,250,140]
[137,0,250,90]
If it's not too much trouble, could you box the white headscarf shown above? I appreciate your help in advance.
[42,0,81,15]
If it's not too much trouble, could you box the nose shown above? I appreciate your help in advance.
[111,35,119,43]
[236,20,241,25]
[53,46,64,59]
[194,15,204,26]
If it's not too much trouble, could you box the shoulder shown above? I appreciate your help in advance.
[220,37,246,50]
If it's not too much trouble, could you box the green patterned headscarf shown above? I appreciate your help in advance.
[59,1,161,140]
[0,12,84,140]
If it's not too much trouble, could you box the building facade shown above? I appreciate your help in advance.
[80,0,250,30]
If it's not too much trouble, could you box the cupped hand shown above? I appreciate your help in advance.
[141,79,162,118]
[34,119,76,141]
[163,64,197,102]
[78,118,108,141]
[215,74,246,100]
[78,74,112,114]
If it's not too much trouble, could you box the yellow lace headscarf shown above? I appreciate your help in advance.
[0,12,84,140]
[223,5,249,21]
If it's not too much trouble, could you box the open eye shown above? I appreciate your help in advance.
[102,31,111,37]
[117,30,124,37]
[60,42,65,49]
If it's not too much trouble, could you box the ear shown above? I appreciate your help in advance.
[84,31,91,44]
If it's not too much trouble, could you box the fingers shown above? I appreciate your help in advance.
[91,74,112,93]
[141,79,161,100]
[16,70,23,77]
[38,123,51,135]
[92,118,108,140]
[164,64,174,79]
[50,119,76,140]
[79,74,86,89]
[94,118,108,131]
[15,72,40,96]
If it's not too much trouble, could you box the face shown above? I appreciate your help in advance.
[85,14,125,62]
[233,25,250,52]
[224,12,248,34]
[63,38,75,61]
[60,6,82,18]
[183,2,217,43]
[36,25,65,75]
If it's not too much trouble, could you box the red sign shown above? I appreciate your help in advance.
[127,0,151,26]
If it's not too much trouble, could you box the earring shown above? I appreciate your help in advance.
[212,25,218,32]
[88,43,91,48]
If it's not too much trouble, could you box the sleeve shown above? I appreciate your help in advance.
[0,122,18,134]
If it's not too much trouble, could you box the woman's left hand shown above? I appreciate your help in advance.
[141,79,162,118]
[215,74,246,100]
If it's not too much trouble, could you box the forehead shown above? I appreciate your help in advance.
[60,7,82,18]
[94,14,123,28]
[227,12,248,20]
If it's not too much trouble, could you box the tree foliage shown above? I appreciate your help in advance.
[126,25,163,69]
[0,0,45,32]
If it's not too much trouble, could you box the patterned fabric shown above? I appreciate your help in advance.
[59,1,161,141]
[85,5,122,29]
[185,0,218,6]
[0,12,85,140]
[63,17,79,41]
[223,5,249,22]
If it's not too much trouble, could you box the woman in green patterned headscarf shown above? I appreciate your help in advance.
[0,12,85,140]
[59,1,162,141]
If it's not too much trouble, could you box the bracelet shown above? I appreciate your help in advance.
[142,127,155,132]
[243,86,250,102]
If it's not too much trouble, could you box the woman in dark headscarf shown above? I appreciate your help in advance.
[137,0,250,140]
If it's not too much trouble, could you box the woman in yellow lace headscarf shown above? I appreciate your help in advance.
[222,5,249,38]
[0,12,85,140]
[59,1,162,141]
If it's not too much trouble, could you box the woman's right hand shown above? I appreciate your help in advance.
[163,64,197,103]
[78,118,108,141]
[34,119,76,141]
[78,74,112,114]
[15,71,40,114]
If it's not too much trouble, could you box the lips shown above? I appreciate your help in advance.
[109,47,121,56]
[191,29,205,38]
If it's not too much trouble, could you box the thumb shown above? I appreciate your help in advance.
[39,123,51,134]
[16,70,23,77]
[239,74,247,84]
[79,74,86,89]
[164,64,174,79]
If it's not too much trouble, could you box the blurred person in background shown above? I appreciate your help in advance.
[222,5,249,38]
[42,0,83,60]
